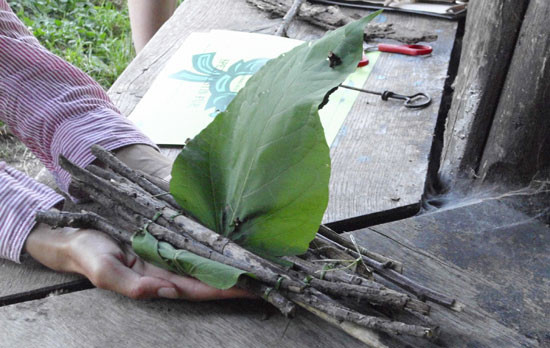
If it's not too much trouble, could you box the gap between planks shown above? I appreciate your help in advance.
[0,279,93,308]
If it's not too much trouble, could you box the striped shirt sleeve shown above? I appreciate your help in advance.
[0,161,64,262]
[0,0,157,262]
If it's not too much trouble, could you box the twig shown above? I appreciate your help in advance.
[308,278,429,314]
[248,0,352,31]
[138,170,170,192]
[36,210,131,242]
[275,0,305,37]
[287,255,364,285]
[238,278,297,318]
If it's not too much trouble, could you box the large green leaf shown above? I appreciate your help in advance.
[132,230,250,290]
[171,13,380,258]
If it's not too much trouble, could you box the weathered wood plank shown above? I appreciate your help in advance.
[439,0,529,186]
[478,0,550,186]
[0,289,375,348]
[325,12,456,224]
[0,257,81,301]
[344,198,549,347]
[108,0,458,224]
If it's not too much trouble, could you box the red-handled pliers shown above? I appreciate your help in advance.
[365,43,433,56]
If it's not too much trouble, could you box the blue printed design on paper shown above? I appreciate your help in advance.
[170,52,268,116]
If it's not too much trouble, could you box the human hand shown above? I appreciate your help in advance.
[25,223,252,300]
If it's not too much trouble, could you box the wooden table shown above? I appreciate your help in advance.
[0,1,462,347]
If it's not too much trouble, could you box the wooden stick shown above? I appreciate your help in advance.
[42,206,431,337]
[36,210,131,242]
[138,170,170,192]
[247,0,438,44]
[285,267,428,315]
[309,278,429,315]
[238,278,297,318]
[275,0,305,37]
[287,255,364,285]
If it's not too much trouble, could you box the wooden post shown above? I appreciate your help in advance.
[478,0,550,186]
[439,0,530,186]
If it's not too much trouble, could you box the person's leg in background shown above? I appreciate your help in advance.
[128,0,177,54]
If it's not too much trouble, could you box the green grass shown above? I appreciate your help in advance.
[8,0,134,89]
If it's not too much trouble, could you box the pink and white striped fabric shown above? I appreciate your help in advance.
[0,0,156,262]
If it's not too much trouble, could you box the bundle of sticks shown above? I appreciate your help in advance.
[37,145,457,345]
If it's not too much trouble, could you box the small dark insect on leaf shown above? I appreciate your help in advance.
[328,51,342,68]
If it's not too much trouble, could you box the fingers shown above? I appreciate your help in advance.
[164,273,255,301]
[89,254,178,300]
[132,257,255,301]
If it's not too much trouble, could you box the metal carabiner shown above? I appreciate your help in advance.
[380,91,432,109]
